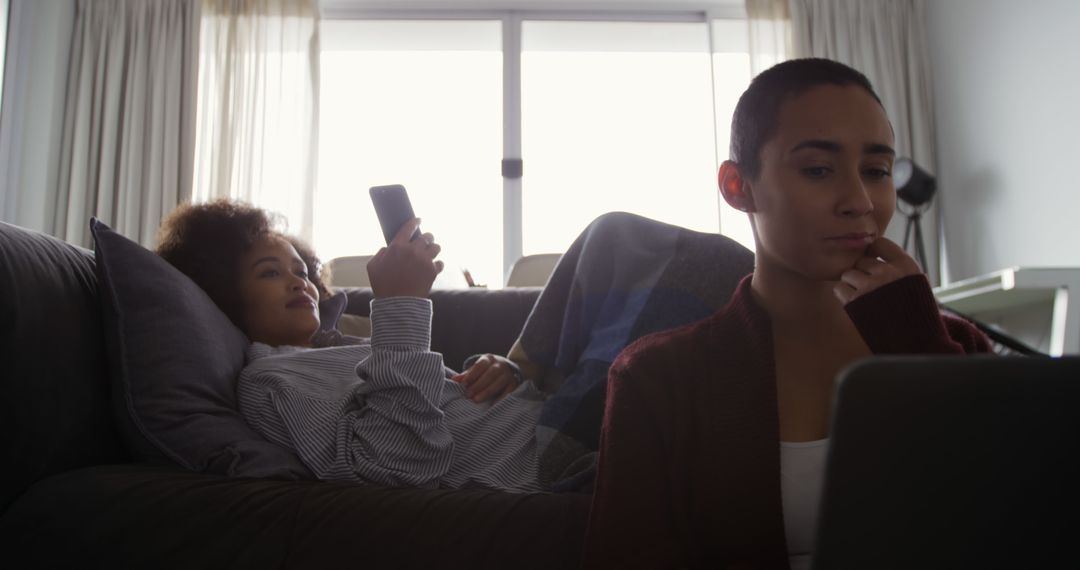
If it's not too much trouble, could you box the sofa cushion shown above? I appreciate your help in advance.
[90,219,311,478]
[343,287,542,371]
[0,464,590,570]
[0,222,128,511]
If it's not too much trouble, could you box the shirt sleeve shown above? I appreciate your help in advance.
[845,274,992,355]
[242,297,455,488]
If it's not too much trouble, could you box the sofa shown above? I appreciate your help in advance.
[0,220,592,569]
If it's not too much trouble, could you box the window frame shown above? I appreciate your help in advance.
[320,2,748,282]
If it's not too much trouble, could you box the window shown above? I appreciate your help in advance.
[316,13,754,287]
[711,18,755,250]
[522,20,721,255]
[317,20,503,288]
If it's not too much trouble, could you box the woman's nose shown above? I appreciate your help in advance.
[838,176,874,217]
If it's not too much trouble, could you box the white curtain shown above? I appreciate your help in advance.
[193,0,320,242]
[54,0,200,248]
[746,0,793,76]
[788,0,939,282]
[0,0,9,116]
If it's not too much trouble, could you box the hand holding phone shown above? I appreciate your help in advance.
[370,184,421,244]
[367,185,443,298]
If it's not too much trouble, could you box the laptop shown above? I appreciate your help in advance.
[812,355,1080,570]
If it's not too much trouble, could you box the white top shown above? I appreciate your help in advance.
[780,438,830,570]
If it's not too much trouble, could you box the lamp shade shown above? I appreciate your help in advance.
[894,158,936,207]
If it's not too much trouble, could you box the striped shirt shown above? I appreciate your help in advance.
[237,297,545,492]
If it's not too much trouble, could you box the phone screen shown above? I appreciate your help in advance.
[369,184,418,244]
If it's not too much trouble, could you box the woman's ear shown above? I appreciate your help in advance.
[718,161,756,212]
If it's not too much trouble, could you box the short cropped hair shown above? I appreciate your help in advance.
[156,199,330,331]
[730,58,883,181]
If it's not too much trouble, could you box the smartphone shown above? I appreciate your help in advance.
[370,184,420,244]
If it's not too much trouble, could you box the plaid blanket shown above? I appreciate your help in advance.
[507,212,755,491]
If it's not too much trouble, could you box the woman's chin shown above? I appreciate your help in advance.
[817,253,866,281]
[268,321,322,348]
[301,319,321,340]
[788,258,853,283]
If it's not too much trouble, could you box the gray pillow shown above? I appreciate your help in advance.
[91,219,312,478]
[319,290,347,331]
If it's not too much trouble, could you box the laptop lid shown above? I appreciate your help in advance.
[812,355,1080,570]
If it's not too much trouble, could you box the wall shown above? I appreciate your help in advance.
[928,0,1080,284]
[0,0,73,232]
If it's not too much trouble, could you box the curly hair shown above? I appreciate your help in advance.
[155,199,331,332]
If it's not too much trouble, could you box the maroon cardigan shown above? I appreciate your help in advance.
[582,274,991,569]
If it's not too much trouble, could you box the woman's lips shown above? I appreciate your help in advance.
[826,233,875,249]
[286,297,316,309]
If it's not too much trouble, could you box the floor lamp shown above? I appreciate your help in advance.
[893,157,936,271]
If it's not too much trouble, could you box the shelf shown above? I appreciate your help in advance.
[933,267,1080,356]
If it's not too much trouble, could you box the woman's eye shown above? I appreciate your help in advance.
[865,167,892,179]
[260,269,280,278]
[802,166,831,178]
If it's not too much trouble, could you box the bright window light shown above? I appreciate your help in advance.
[316,20,503,288]
[521,20,722,255]
[711,18,755,251]
[314,17,756,287]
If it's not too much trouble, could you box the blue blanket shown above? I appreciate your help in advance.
[507,212,755,491]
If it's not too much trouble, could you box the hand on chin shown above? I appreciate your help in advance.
[833,238,922,305]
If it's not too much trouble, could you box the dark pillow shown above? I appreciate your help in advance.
[90,219,311,478]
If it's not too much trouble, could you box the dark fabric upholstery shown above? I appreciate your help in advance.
[90,220,311,478]
[0,464,590,569]
[2,221,583,568]
[0,222,127,512]
[344,287,543,371]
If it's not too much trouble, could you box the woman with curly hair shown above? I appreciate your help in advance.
[156,200,334,345]
[155,199,536,491]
